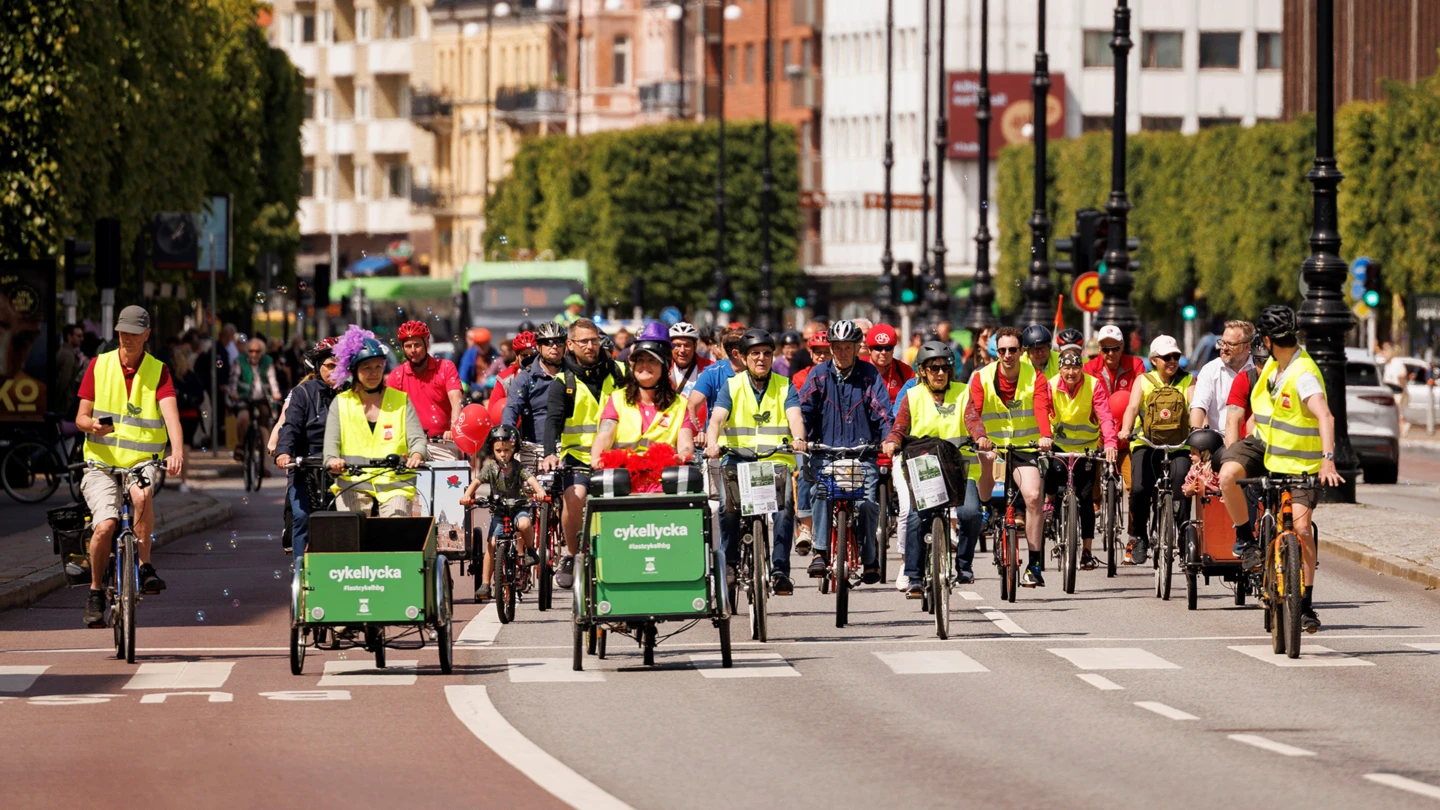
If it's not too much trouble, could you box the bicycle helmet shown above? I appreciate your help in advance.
[738,329,776,354]
[1021,324,1052,349]
[517,319,538,334]
[807,330,830,348]
[1058,348,1085,367]
[629,338,672,368]
[304,336,339,371]
[600,334,617,356]
[828,319,863,343]
[1256,305,1298,340]
[669,321,701,341]
[780,330,802,347]
[396,320,431,341]
[914,340,956,368]
[1056,328,1084,350]
[536,321,567,342]
[467,327,491,346]
[512,331,537,352]
[487,425,520,445]
[1250,331,1271,362]
[1187,428,1224,455]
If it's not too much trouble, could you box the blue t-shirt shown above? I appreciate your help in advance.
[714,372,802,414]
[692,361,738,411]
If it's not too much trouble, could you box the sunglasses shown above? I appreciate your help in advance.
[923,364,951,373]
[868,345,893,352]
[996,347,1020,356]
[1101,346,1122,354]
[320,361,338,371]
[538,338,565,347]
[1158,353,1181,362]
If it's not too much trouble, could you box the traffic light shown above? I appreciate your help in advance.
[896,260,917,304]
[95,218,122,289]
[717,277,735,314]
[1182,305,1198,322]
[1363,260,1384,308]
[1056,208,1106,277]
[631,275,645,312]
[810,280,831,319]
[873,270,893,312]
[719,297,735,314]
[794,293,807,308]
[63,237,92,291]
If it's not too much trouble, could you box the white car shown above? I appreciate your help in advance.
[1383,355,1439,429]
[1345,347,1401,484]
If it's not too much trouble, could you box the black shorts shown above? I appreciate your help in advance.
[1001,450,1039,470]
[560,455,592,490]
[1221,435,1317,509]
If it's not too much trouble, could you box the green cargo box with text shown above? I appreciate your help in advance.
[587,495,718,620]
[302,552,435,624]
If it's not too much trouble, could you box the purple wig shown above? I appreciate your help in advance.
[329,325,376,388]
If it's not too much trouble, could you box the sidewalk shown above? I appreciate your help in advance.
[1318,502,1440,590]
[0,487,232,612]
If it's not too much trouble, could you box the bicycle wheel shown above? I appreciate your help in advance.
[1104,474,1120,578]
[932,516,950,640]
[536,508,553,611]
[1004,526,1019,604]
[1062,489,1079,595]
[471,528,487,603]
[290,625,306,675]
[1266,540,1285,653]
[876,479,891,585]
[67,438,84,502]
[1184,525,1200,611]
[1282,532,1303,659]
[751,518,769,643]
[243,435,259,492]
[496,542,515,624]
[120,534,137,664]
[1,441,62,503]
[1155,494,1174,600]
[833,514,849,629]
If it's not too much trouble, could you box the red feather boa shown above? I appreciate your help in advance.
[597,443,681,493]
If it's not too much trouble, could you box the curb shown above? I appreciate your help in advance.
[1318,535,1440,591]
[0,495,233,614]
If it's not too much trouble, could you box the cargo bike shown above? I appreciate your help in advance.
[287,456,456,676]
[571,465,733,671]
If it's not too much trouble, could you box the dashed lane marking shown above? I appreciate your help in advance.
[873,651,989,674]
[1076,674,1124,691]
[1048,647,1181,670]
[457,603,502,647]
[317,660,418,686]
[976,606,1028,635]
[1229,645,1375,668]
[1134,701,1198,721]
[1406,643,1440,653]
[124,662,234,690]
[1228,734,1316,757]
[507,658,605,683]
[957,591,984,601]
[0,666,48,692]
[691,652,801,678]
[446,685,636,810]
[1363,774,1440,801]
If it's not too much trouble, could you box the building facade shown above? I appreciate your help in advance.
[1282,0,1440,118]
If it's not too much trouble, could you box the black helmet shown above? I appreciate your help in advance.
[629,338,671,368]
[536,321,567,341]
[517,319,538,334]
[1056,328,1084,350]
[828,319,863,343]
[780,330,802,346]
[1256,305,1297,340]
[914,340,955,368]
[600,334,617,355]
[487,425,519,445]
[1021,325,1051,349]
[738,329,776,353]
[1188,428,1224,455]
[1250,331,1271,361]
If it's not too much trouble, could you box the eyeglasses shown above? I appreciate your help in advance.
[320,361,338,371]
[996,347,1020,356]
[1219,339,1248,349]
[247,350,263,355]
[1158,353,1181,362]
[571,337,600,347]
[1101,346,1122,354]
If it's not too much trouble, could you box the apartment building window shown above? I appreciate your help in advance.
[301,168,315,198]
[303,88,316,119]
[387,164,409,198]
[802,37,813,71]
[302,14,317,43]
[316,166,331,198]
[1083,31,1113,67]
[1082,115,1111,133]
[744,44,756,83]
[1257,32,1281,70]
[355,165,369,199]
[726,45,737,84]
[1199,33,1241,69]
[399,5,413,38]
[321,89,334,120]
[1141,116,1183,131]
[319,11,333,44]
[1198,117,1241,129]
[782,41,793,74]
[355,87,370,119]
[612,36,630,86]
[1142,32,1182,69]
[357,8,370,42]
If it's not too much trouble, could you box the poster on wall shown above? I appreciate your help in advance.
[947,72,1067,160]
[0,260,56,423]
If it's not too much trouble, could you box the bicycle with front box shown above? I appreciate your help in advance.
[715,443,794,643]
[806,442,878,629]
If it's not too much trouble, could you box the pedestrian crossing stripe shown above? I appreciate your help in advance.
[1048,647,1181,670]
[1228,645,1375,668]
[690,652,801,678]
[317,660,419,686]
[507,658,605,683]
[874,651,989,674]
[0,666,48,693]
[124,662,234,690]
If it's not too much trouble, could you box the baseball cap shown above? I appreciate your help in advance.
[1149,335,1182,357]
[563,294,585,307]
[1097,324,1124,345]
[866,323,898,348]
[115,306,151,335]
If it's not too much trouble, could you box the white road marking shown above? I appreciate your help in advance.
[1406,643,1440,653]
[446,685,636,810]
[317,660,418,686]
[1364,774,1440,800]
[874,651,989,674]
[139,691,233,704]
[0,665,48,692]
[976,607,1029,635]
[1076,674,1124,691]
[124,662,234,690]
[1049,647,1181,670]
[691,652,802,678]
[507,658,605,683]
[1228,734,1315,757]
[457,603,502,647]
[1134,701,1198,721]
[957,591,984,601]
[1229,645,1375,668]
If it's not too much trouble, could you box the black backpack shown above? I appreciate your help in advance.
[900,436,969,509]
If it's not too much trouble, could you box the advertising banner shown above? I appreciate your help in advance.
[304,552,427,623]
[0,260,56,422]
[595,508,707,585]
[947,72,1067,160]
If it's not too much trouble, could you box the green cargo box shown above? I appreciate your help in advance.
[303,552,433,623]
[586,495,716,620]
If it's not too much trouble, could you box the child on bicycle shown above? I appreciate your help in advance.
[459,425,546,600]
[1181,429,1224,498]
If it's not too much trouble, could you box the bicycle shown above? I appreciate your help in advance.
[479,495,532,624]
[899,436,972,640]
[239,400,272,493]
[1096,458,1123,578]
[520,441,562,610]
[987,443,1037,604]
[78,456,165,664]
[0,414,88,504]
[807,442,877,629]
[1238,474,1317,659]
[715,443,794,643]
[1132,435,1189,601]
[1044,449,1103,595]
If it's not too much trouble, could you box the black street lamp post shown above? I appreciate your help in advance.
[712,4,729,322]
[756,0,775,330]
[574,1,583,136]
[1019,0,1054,327]
[1298,0,1358,503]
[918,0,932,288]
[1096,0,1140,337]
[876,0,896,320]
[965,0,997,331]
[929,0,949,324]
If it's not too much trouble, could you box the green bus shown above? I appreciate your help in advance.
[332,276,459,347]
[458,260,589,335]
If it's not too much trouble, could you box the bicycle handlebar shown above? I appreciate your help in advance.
[716,443,796,461]
[1129,435,1189,452]
[1236,474,1320,489]
[806,442,879,456]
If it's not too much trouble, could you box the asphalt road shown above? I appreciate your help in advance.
[3,477,1440,810]
[1357,451,1440,518]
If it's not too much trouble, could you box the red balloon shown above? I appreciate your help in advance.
[453,428,480,456]
[455,403,492,443]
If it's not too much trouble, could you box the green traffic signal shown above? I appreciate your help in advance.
[900,289,917,304]
[794,296,807,308]
[719,298,734,313]
[1363,290,1381,307]
[1182,305,1198,321]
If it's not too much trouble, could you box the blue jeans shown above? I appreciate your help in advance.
[811,458,880,568]
[288,472,314,557]
[903,480,982,579]
[718,461,795,576]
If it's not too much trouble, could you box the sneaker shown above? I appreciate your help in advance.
[139,563,166,593]
[956,567,975,585]
[1239,544,1264,571]
[83,590,106,627]
[795,524,814,555]
[1123,541,1136,566]
[906,582,925,599]
[1021,562,1045,588]
[895,573,910,591]
[771,572,794,595]
[861,565,880,585]
[806,552,829,578]
[1129,537,1149,566]
[521,551,539,568]
[1301,609,1321,633]
[555,555,576,589]
[1079,550,1098,571]
[474,583,493,601]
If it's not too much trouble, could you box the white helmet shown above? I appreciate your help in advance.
[669,321,700,341]
[828,319,863,343]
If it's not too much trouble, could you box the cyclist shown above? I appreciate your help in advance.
[792,329,831,553]
[1217,305,1342,632]
[1190,320,1256,430]
[503,321,567,459]
[540,318,626,588]
[274,337,340,557]
[965,326,1054,587]
[774,330,803,377]
[460,425,548,600]
[592,333,698,470]
[230,336,282,465]
[386,320,464,461]
[323,327,429,515]
[1046,341,1119,571]
[1223,332,1270,445]
[556,293,586,326]
[705,329,805,594]
[496,330,537,395]
[867,323,914,403]
[1019,324,1058,380]
[1119,335,1196,565]
[458,328,497,393]
[669,321,712,395]
[688,326,747,442]
[883,340,983,597]
[75,306,186,626]
[799,319,892,584]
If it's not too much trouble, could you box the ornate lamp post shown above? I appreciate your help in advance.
[928,0,949,324]
[711,3,742,323]
[1019,0,1054,327]
[1096,0,1139,337]
[876,0,896,320]
[756,0,775,330]
[917,0,932,290]
[965,0,997,331]
[1298,0,1358,502]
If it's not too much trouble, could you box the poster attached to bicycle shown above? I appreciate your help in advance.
[413,460,472,555]
[737,461,779,516]
[900,436,968,510]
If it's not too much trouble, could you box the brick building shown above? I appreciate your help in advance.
[1283,0,1440,117]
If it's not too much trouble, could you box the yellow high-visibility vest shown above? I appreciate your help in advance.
[721,373,796,469]
[559,370,619,466]
[906,381,979,481]
[333,387,417,503]
[1250,351,1325,474]
[608,392,688,450]
[1049,374,1101,452]
[979,364,1040,448]
[84,350,169,468]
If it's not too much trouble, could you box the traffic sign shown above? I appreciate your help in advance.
[1071,271,1102,312]
[1351,256,1370,282]
[1350,279,1367,301]
[1353,301,1370,318]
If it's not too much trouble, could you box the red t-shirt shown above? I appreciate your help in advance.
[876,359,915,404]
[386,357,462,437]
[77,355,176,404]
[1226,368,1254,439]
[1083,354,1146,422]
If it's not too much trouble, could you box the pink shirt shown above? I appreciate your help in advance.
[386,357,462,437]
[600,398,700,434]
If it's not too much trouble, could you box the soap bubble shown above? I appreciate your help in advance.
[522,308,530,316]
[241,497,249,506]
[277,285,289,294]
[195,611,206,622]
[44,535,51,544]
[216,360,224,368]
[498,235,509,245]
[205,542,213,551]
[231,599,240,608]
[299,281,308,291]
[223,589,231,597]
[229,539,237,549]
[273,570,282,579]
[255,293,266,303]
[339,651,348,660]
[232,530,238,538]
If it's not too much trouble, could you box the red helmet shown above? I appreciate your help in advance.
[512,331,537,351]
[397,320,431,340]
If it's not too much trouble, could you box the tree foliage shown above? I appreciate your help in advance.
[486,120,801,318]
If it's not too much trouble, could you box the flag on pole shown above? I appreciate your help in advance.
[1053,295,1065,347]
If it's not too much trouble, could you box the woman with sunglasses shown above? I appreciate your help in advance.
[1119,335,1197,565]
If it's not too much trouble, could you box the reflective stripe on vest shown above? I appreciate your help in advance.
[907,381,979,481]
[332,387,416,503]
[723,373,795,469]
[1250,351,1325,474]
[559,371,618,465]
[1049,374,1100,452]
[609,392,688,450]
[979,364,1040,447]
[84,351,169,468]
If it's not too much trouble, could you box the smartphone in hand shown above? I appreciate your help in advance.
[98,416,115,427]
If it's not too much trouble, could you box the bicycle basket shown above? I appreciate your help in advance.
[47,503,93,586]
[818,459,866,500]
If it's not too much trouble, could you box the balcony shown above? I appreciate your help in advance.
[366,199,412,234]
[792,0,823,28]
[298,198,324,235]
[494,87,568,124]
[790,74,822,109]
[638,80,693,115]
[801,155,822,190]
[410,91,453,133]
[328,42,355,76]
[366,118,412,154]
[410,184,453,213]
[289,44,319,77]
[326,122,356,155]
[801,239,823,268]
[301,121,320,157]
[368,39,413,74]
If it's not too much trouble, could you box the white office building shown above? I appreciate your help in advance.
[820,0,1284,299]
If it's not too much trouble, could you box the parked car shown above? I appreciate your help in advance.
[1345,347,1401,484]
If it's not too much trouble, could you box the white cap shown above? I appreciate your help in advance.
[1097,324,1124,345]
[1149,335,1182,357]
